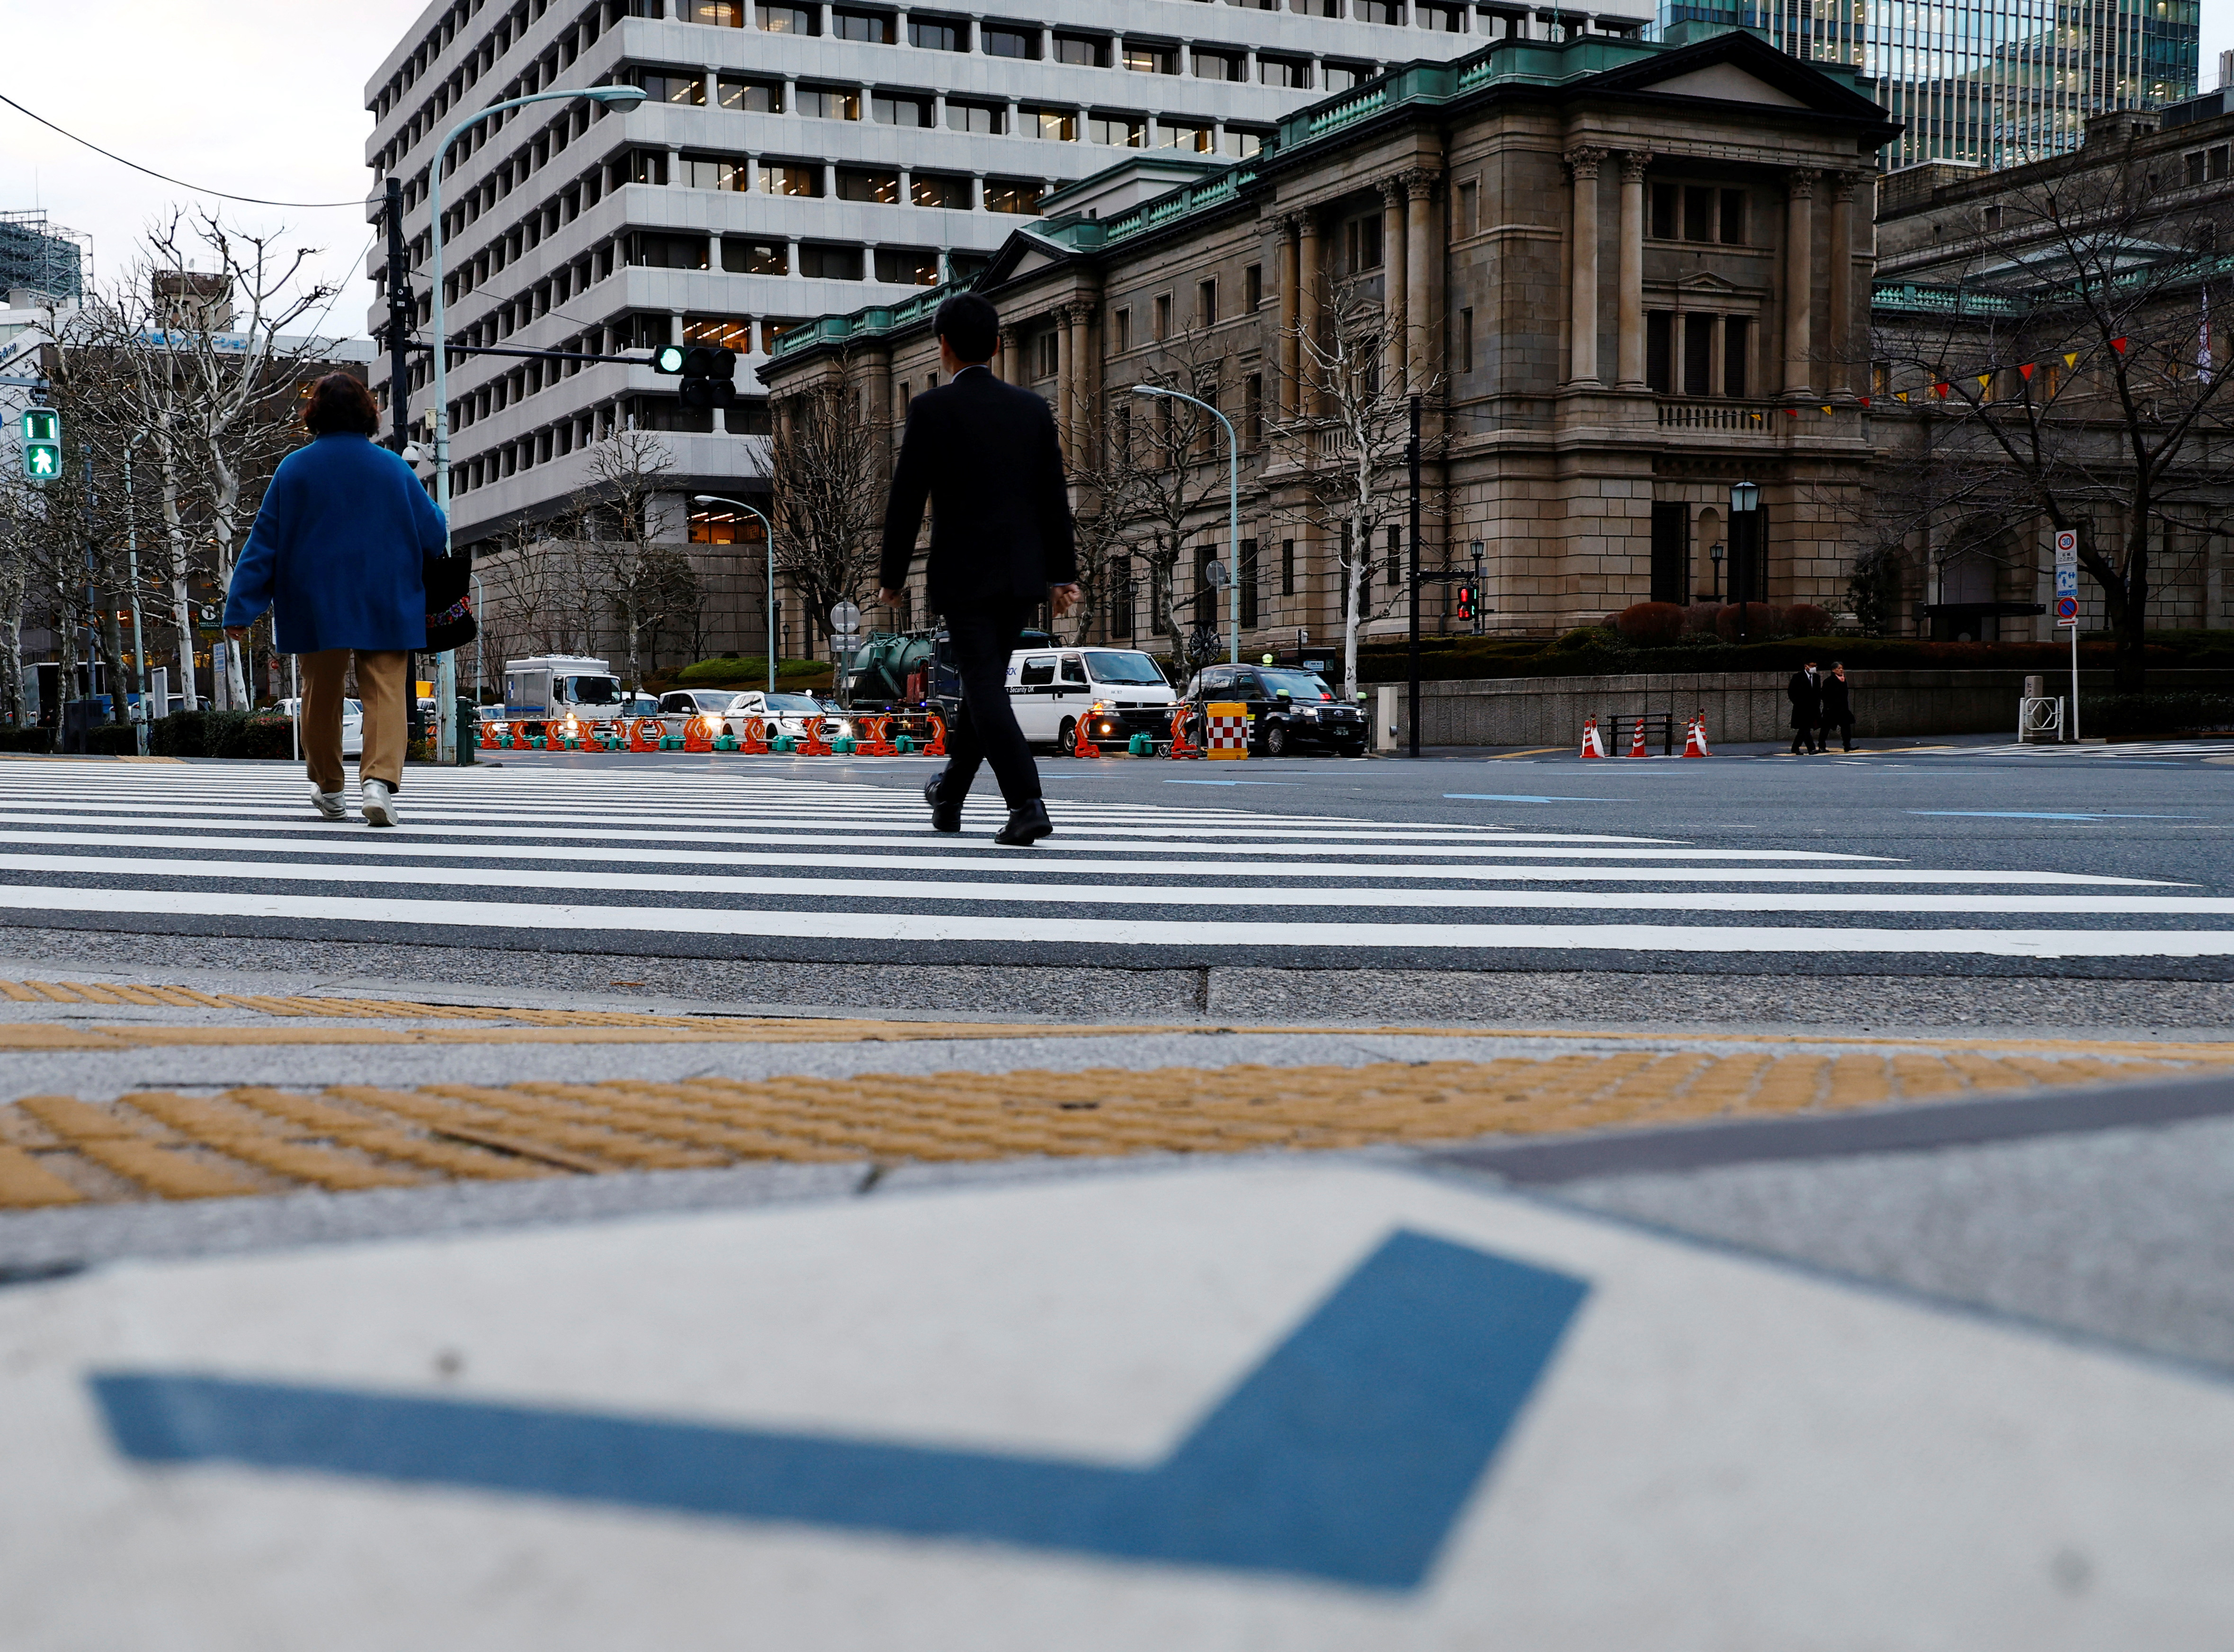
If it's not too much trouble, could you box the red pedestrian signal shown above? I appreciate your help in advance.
[1453,581,1475,622]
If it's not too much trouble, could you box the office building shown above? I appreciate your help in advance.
[363,0,1644,661]
[1657,0,2199,170]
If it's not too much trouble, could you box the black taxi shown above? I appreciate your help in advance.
[1182,663,1368,757]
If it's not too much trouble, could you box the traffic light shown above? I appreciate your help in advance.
[20,406,60,482]
[652,344,736,410]
[1453,581,1476,623]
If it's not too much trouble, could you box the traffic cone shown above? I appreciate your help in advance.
[1579,717,1607,759]
[1684,714,1711,758]
[1627,717,1648,758]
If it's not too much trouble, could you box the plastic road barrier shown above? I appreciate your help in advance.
[922,714,947,757]
[857,716,899,758]
[626,718,661,752]
[1167,705,1202,759]
[800,721,833,757]
[1072,710,1102,759]
[1627,717,1649,759]
[1204,701,1250,760]
[739,716,770,754]
[1580,717,1608,759]
[1684,714,1712,758]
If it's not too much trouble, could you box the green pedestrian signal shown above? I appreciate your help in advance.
[21,407,60,482]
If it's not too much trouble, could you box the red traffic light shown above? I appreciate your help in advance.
[1453,582,1476,621]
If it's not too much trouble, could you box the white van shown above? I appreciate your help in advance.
[1004,647,1176,750]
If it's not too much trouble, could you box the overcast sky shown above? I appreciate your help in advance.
[1,0,2228,348]
[0,0,419,339]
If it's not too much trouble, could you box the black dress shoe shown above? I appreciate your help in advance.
[993,798,1053,847]
[924,775,961,833]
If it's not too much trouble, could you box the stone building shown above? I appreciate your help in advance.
[760,25,1895,657]
[1870,87,2234,643]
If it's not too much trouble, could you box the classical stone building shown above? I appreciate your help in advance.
[1869,87,2234,643]
[761,25,1895,656]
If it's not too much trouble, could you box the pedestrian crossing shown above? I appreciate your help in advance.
[0,759,2223,963]
[1930,740,2234,761]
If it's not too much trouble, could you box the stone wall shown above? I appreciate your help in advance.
[1371,668,2234,748]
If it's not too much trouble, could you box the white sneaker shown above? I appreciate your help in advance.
[309,785,346,820]
[361,780,399,828]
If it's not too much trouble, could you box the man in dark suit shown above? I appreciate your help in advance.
[1787,659,1824,754]
[1820,661,1855,752]
[876,293,1079,846]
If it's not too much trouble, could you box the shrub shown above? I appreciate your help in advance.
[1784,602,1835,638]
[1552,625,1611,652]
[151,710,222,757]
[1712,603,1777,643]
[1614,602,1686,647]
[150,710,295,759]
[83,724,141,756]
[212,717,295,760]
[1680,602,1724,637]
[0,727,53,753]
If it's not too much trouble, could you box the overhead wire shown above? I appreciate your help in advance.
[0,89,367,210]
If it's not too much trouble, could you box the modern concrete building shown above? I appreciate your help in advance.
[1655,0,2199,170]
[363,0,1644,664]
[763,26,1894,657]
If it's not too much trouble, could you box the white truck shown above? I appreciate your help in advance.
[493,655,641,737]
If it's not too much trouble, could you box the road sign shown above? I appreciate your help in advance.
[1205,560,1230,589]
[829,600,861,634]
[2055,566,2078,599]
[2055,595,2079,624]
[20,407,59,482]
[2054,528,2078,570]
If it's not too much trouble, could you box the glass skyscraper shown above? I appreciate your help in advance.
[1659,0,2201,168]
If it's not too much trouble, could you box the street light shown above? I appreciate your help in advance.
[693,494,778,694]
[1132,384,1241,665]
[425,81,647,761]
[1727,480,1759,645]
[1709,539,1725,602]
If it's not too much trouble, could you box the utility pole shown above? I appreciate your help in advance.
[1406,393,1422,760]
[384,177,412,455]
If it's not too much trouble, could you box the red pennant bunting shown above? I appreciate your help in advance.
[1933,382,1950,398]
[2018,362,2035,380]
[2111,337,2129,353]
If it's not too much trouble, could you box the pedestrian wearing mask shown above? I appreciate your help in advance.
[1821,661,1856,752]
[1786,659,1825,755]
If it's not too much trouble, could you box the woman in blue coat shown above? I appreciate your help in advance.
[224,374,447,826]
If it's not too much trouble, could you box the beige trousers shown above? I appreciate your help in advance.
[300,649,408,792]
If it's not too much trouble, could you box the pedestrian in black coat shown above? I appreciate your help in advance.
[1820,662,1855,752]
[1787,661,1824,754]
[877,292,1080,847]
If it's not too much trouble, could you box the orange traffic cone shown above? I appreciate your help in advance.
[1684,714,1712,758]
[1627,717,1648,758]
[1580,717,1608,759]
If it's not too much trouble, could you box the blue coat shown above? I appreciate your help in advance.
[223,433,449,653]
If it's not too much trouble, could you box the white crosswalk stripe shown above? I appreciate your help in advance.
[1938,740,2234,760]
[0,759,2222,960]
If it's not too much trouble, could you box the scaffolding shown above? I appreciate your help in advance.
[0,210,88,304]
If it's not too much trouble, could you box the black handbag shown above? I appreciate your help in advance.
[424,547,477,652]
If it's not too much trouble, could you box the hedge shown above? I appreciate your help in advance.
[150,710,295,759]
[0,727,53,753]
[83,724,141,756]
[2082,693,2234,740]
[672,655,829,687]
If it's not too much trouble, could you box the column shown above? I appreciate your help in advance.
[1067,302,1092,464]
[1783,168,1816,397]
[1564,145,1605,386]
[1277,213,1301,422]
[1055,307,1077,443]
[998,324,1019,383]
[1378,176,1407,393]
[1297,211,1323,417]
[1403,167,1435,391]
[1827,171,1855,398]
[1615,150,1650,389]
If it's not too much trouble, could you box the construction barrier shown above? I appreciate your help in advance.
[922,714,947,757]
[478,721,500,750]
[738,715,770,754]
[857,715,900,758]
[1580,716,1608,759]
[1072,710,1102,759]
[1204,701,1250,761]
[626,718,662,753]
[1684,713,1712,758]
[1167,704,1202,759]
[799,720,833,757]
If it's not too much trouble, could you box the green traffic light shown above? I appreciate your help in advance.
[21,407,60,482]
[653,344,687,374]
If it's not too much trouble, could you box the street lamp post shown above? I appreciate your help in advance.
[693,494,778,694]
[425,82,645,762]
[1728,480,1759,645]
[1132,384,1241,665]
[1709,539,1725,602]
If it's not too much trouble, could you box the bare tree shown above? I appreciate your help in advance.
[1277,277,1425,699]
[1093,321,1238,668]
[476,506,599,670]
[138,212,339,707]
[577,426,679,690]
[770,362,888,666]
[1869,161,2234,689]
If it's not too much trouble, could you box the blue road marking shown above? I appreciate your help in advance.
[1445,794,1626,804]
[1161,779,1305,787]
[89,1230,1587,1591]
[1908,811,2199,822]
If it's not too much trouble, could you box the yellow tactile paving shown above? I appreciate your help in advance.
[4,1042,2217,1211]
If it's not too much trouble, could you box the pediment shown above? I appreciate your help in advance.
[1679,271,1744,293]
[1644,63,1806,108]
